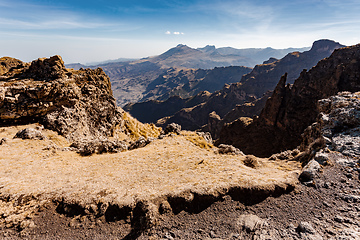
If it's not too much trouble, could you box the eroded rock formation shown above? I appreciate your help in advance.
[0,55,160,144]
[218,44,360,157]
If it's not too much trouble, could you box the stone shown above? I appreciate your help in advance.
[296,221,316,234]
[14,128,46,140]
[237,214,266,232]
[299,160,321,183]
[128,136,152,150]
[217,144,244,155]
[314,152,330,166]
[196,132,213,145]
[0,137,8,145]
[70,139,127,156]
[164,123,181,135]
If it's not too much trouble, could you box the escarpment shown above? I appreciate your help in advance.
[219,44,360,157]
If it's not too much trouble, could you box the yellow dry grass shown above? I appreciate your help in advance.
[115,111,162,141]
[182,131,213,150]
[0,124,301,209]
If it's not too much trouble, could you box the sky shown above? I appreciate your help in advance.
[1,0,360,64]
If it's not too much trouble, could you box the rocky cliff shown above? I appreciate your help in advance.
[218,44,360,157]
[0,55,160,143]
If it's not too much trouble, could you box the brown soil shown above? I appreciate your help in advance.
[0,124,303,240]
[1,152,359,239]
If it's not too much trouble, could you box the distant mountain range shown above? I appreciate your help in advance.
[66,44,309,106]
[125,40,344,135]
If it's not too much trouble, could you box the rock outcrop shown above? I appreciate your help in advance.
[0,55,119,141]
[0,55,160,144]
[218,44,360,157]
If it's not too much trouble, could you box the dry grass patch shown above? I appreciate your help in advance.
[182,131,213,150]
[0,124,301,227]
[116,111,161,141]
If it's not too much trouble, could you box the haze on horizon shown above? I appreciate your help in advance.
[1,0,360,64]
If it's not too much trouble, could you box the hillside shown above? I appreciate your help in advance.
[67,44,307,106]
[218,43,360,157]
[156,40,344,131]
[123,66,252,123]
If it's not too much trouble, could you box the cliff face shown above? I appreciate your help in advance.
[218,44,360,157]
[0,56,120,141]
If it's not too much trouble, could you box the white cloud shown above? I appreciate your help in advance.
[166,31,184,35]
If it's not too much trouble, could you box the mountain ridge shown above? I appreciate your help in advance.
[66,44,309,106]
[218,43,360,157]
[153,40,344,131]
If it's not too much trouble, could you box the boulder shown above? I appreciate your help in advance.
[299,160,321,183]
[237,214,266,232]
[217,144,244,155]
[164,123,181,135]
[14,128,45,140]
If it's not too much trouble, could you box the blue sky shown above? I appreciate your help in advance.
[1,0,360,64]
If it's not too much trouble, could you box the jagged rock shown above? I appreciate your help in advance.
[217,144,244,155]
[299,160,321,183]
[0,55,161,147]
[237,214,266,232]
[0,57,27,76]
[164,123,181,135]
[219,43,360,157]
[318,92,360,158]
[70,139,127,156]
[13,128,46,140]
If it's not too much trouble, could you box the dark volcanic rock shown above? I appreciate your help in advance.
[218,44,360,157]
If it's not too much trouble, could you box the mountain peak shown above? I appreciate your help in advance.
[159,44,201,59]
[176,44,189,48]
[310,39,345,53]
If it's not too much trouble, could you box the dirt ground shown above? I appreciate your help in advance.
[1,151,359,240]
[0,124,305,240]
